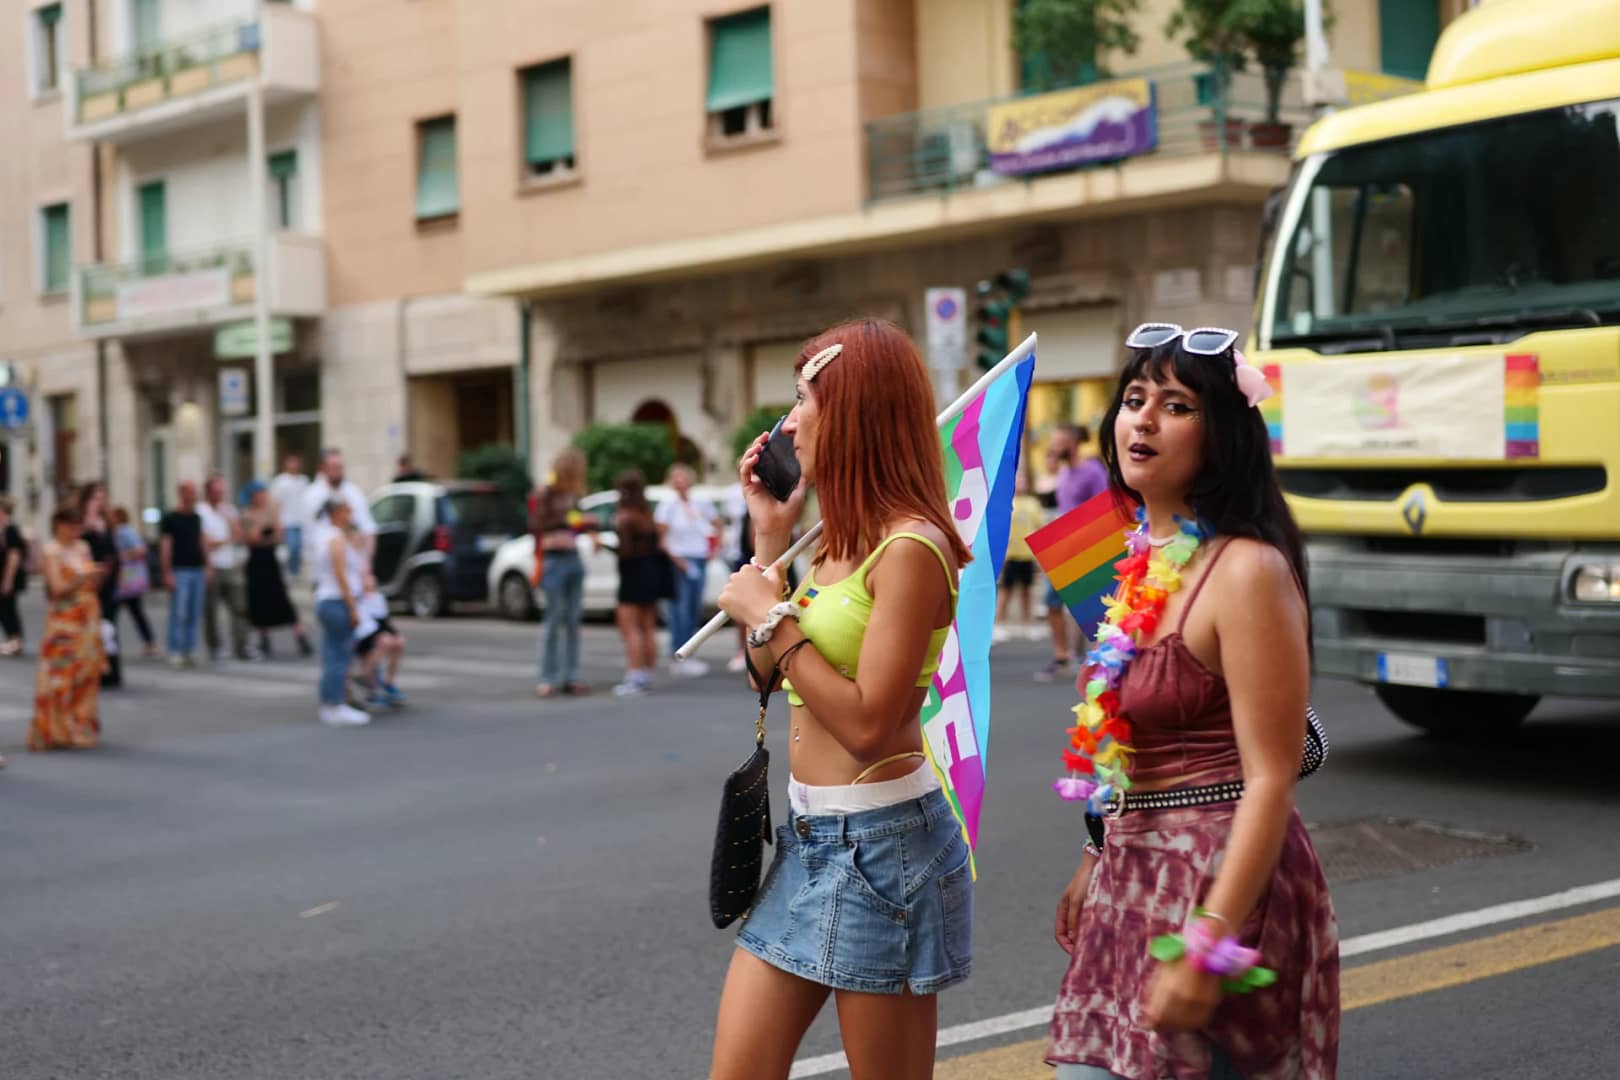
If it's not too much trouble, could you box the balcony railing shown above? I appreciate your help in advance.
[74,18,264,125]
[865,61,1315,204]
[79,243,256,329]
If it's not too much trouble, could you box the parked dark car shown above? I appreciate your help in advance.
[369,481,528,617]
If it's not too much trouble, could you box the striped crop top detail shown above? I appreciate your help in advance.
[782,532,958,708]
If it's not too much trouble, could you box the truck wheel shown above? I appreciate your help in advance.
[408,571,449,618]
[498,572,537,621]
[1373,685,1539,738]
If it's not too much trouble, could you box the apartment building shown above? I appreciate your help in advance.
[0,0,100,519]
[1,0,1478,522]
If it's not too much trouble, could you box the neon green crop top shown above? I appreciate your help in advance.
[783,532,958,707]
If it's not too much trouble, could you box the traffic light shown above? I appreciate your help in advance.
[973,268,1031,370]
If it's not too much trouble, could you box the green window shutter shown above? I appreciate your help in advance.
[706,7,772,113]
[1379,0,1439,81]
[38,3,62,26]
[138,181,167,271]
[415,116,460,220]
[268,150,298,180]
[524,61,574,165]
[43,203,71,294]
[133,0,159,53]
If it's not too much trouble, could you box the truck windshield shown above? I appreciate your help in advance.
[1268,98,1620,350]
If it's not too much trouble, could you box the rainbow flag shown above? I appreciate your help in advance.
[920,350,1035,865]
[1504,353,1539,458]
[1027,491,1134,636]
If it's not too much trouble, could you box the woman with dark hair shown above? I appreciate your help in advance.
[711,319,974,1080]
[1045,325,1337,1079]
[611,469,667,697]
[241,481,312,657]
[29,505,104,751]
[77,482,122,688]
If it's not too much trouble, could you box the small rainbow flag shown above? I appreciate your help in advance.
[1027,490,1135,636]
[1504,354,1539,459]
[1260,363,1284,456]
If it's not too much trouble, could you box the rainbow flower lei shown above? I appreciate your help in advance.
[1053,510,1208,815]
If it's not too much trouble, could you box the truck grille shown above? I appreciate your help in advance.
[1278,466,1606,502]
[1350,609,1487,645]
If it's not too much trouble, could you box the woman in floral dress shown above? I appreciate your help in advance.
[29,505,106,751]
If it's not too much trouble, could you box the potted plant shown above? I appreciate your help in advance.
[1232,0,1315,149]
[1013,0,1141,93]
[1166,0,1248,150]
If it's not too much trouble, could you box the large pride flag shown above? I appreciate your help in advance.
[1027,490,1134,637]
[920,348,1035,866]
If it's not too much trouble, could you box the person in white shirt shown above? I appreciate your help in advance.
[302,448,377,568]
[268,452,311,579]
[199,474,250,661]
[655,463,718,676]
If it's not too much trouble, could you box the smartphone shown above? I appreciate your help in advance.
[752,415,801,502]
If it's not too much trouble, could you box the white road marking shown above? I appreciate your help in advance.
[786,875,1620,1078]
[299,901,340,919]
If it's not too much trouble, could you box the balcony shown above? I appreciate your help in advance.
[864,61,1313,205]
[65,4,318,145]
[74,233,326,340]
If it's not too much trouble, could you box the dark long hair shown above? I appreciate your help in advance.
[1098,339,1307,598]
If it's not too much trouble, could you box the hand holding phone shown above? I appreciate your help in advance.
[751,416,801,503]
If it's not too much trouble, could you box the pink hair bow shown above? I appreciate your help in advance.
[1232,350,1274,408]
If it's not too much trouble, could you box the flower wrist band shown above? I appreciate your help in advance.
[1149,912,1276,994]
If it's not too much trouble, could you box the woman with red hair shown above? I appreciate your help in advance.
[712,319,974,1080]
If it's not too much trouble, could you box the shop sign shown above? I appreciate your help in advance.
[986,78,1157,176]
[215,318,293,359]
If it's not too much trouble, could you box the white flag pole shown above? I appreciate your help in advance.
[674,332,1037,661]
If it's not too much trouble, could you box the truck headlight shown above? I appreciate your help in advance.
[1570,562,1620,603]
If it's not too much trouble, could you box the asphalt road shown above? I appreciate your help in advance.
[2,599,1617,1079]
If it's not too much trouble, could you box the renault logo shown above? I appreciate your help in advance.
[1401,490,1427,534]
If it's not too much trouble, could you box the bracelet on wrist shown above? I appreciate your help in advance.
[748,601,801,649]
[1148,918,1276,994]
[1083,841,1104,860]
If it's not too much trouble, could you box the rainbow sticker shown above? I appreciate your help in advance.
[1260,363,1284,456]
[1504,354,1539,459]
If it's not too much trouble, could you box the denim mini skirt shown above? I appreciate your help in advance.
[735,787,973,995]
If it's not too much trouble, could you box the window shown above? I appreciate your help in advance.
[371,494,416,527]
[137,180,167,273]
[39,202,70,295]
[522,59,575,180]
[706,7,774,141]
[30,3,65,96]
[133,0,160,55]
[268,150,299,229]
[1379,0,1439,81]
[414,116,459,221]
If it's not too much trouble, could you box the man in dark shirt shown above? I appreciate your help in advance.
[160,481,207,668]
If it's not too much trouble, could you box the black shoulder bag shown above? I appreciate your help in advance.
[708,655,775,929]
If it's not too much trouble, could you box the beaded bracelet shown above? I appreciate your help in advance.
[1148,914,1277,994]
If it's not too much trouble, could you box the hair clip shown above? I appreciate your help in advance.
[801,344,843,382]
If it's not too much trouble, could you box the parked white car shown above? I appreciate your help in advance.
[487,484,734,620]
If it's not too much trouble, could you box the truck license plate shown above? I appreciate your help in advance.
[1377,653,1449,688]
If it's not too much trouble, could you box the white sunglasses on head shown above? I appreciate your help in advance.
[1125,323,1239,356]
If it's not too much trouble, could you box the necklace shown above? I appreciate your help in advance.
[1053,510,1208,815]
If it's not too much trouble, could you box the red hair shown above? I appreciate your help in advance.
[795,319,973,570]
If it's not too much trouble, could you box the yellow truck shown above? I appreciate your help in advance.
[1251,0,1620,735]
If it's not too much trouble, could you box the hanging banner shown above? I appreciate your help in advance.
[986,78,1158,176]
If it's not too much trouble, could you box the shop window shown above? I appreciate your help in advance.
[522,59,575,181]
[706,7,774,144]
[281,369,320,414]
[415,115,460,222]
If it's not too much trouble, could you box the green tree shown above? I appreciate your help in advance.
[456,443,532,495]
[731,404,794,463]
[1014,0,1141,93]
[1230,0,1321,124]
[570,422,675,494]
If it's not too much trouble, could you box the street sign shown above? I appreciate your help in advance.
[219,369,250,417]
[0,386,29,431]
[925,287,967,370]
[214,317,293,360]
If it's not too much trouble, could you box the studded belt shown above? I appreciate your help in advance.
[1098,778,1248,818]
